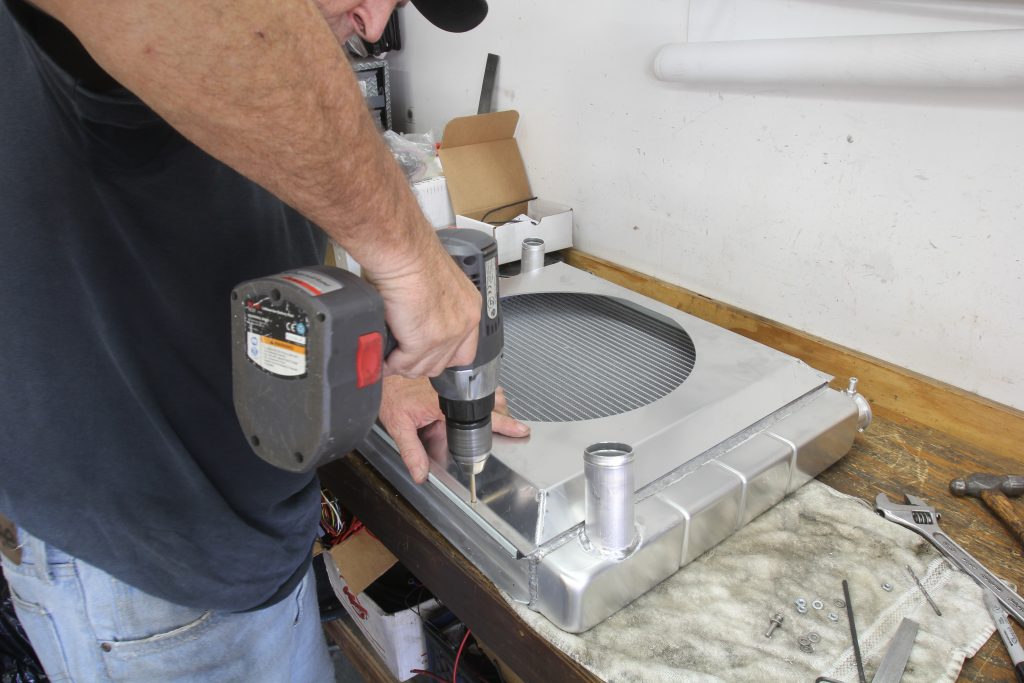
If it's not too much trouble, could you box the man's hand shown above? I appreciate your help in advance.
[379,377,529,483]
[371,244,482,379]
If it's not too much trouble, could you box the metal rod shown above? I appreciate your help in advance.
[844,579,868,683]
[906,564,942,616]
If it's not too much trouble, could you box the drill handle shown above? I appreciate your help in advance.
[434,228,503,371]
[383,328,398,360]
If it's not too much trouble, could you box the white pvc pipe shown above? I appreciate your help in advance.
[654,29,1024,88]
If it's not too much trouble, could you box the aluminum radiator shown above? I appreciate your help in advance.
[359,260,870,633]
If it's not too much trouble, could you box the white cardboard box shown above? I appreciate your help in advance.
[322,552,439,681]
[439,111,573,265]
[455,198,573,266]
[412,176,455,229]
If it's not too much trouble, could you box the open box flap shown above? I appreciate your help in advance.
[440,111,532,223]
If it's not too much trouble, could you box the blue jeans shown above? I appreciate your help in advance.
[0,527,334,682]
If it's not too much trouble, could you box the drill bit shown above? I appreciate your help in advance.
[906,565,942,616]
[469,472,477,504]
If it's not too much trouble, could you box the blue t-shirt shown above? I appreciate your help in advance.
[0,1,327,611]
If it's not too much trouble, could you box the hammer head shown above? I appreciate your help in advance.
[949,473,1024,498]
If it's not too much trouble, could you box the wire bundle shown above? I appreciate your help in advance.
[411,627,472,683]
[319,488,343,545]
[320,488,375,549]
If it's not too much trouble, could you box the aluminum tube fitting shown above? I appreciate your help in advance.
[521,237,546,273]
[583,442,638,558]
[844,377,872,432]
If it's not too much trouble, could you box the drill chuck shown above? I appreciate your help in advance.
[446,419,492,474]
[440,393,495,473]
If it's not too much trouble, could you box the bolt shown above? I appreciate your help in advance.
[765,613,784,638]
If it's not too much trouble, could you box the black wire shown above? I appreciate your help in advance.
[480,197,537,225]
[404,583,431,624]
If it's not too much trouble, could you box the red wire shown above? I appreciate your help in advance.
[337,519,364,543]
[409,626,471,683]
[452,628,471,683]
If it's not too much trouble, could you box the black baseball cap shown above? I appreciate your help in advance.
[410,0,488,33]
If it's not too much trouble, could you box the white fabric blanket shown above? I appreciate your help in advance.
[506,481,996,682]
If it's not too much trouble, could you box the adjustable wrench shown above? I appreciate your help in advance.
[875,492,1024,626]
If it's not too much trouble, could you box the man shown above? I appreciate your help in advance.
[0,0,528,680]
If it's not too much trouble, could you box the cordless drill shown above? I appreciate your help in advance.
[429,229,502,502]
[230,228,502,503]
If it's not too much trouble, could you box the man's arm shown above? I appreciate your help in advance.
[36,0,478,378]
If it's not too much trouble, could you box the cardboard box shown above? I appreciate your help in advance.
[322,533,438,681]
[439,111,573,265]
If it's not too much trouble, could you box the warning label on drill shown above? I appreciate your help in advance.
[484,257,498,320]
[243,296,309,378]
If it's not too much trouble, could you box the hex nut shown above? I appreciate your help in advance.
[882,583,893,592]
[796,605,808,614]
[828,612,839,622]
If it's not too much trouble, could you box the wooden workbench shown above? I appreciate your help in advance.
[321,250,1024,682]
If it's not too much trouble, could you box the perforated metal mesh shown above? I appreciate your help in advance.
[499,293,696,422]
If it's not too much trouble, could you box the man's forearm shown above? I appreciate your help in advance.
[39,0,434,276]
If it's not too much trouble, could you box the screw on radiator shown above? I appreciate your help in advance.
[765,613,784,638]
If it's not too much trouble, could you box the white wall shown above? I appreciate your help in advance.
[386,0,1024,411]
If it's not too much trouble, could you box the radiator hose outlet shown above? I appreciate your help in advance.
[844,377,872,432]
[582,442,640,559]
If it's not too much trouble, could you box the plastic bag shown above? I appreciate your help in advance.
[1,578,45,683]
[382,130,442,183]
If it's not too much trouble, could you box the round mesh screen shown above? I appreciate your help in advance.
[498,293,696,422]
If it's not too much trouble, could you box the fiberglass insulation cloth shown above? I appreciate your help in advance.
[506,481,996,682]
